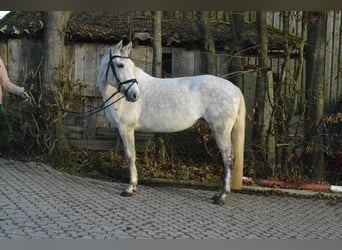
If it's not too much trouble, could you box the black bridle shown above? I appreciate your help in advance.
[80,51,139,118]
[105,50,138,96]
[53,51,139,119]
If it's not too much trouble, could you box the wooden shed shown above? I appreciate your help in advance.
[0,11,305,157]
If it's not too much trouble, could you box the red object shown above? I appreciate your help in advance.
[299,183,331,191]
[247,176,342,192]
[258,179,332,192]
[258,179,298,189]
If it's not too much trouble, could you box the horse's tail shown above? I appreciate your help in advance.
[231,92,246,190]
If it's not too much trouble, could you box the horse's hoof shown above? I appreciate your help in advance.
[120,190,134,197]
[212,194,227,205]
[211,194,219,201]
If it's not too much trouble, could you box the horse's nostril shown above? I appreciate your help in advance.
[131,92,139,101]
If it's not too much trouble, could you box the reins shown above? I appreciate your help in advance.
[53,51,138,119]
[58,91,125,119]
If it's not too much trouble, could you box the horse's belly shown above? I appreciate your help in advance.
[136,111,199,133]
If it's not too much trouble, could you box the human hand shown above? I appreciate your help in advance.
[19,91,35,104]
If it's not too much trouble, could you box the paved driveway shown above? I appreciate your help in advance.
[0,158,341,239]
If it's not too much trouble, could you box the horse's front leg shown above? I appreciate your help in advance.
[118,127,138,197]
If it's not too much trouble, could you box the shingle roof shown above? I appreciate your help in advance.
[0,11,44,38]
[0,11,299,53]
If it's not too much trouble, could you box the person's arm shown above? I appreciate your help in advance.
[0,57,32,104]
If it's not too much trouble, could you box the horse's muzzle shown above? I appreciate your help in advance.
[127,91,140,102]
[121,80,140,102]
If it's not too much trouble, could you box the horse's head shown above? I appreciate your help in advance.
[106,41,140,102]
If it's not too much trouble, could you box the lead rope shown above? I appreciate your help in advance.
[57,51,125,118]
[82,94,125,118]
[57,91,123,119]
[54,51,138,119]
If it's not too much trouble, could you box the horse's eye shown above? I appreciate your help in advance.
[117,63,124,68]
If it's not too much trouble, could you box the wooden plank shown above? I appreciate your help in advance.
[171,48,182,77]
[131,46,145,69]
[172,48,194,77]
[7,39,21,82]
[95,44,111,98]
[243,71,256,152]
[135,132,155,142]
[68,130,155,151]
[330,11,341,112]
[73,43,102,97]
[96,111,111,128]
[17,40,27,83]
[266,11,275,27]
[288,11,296,35]
[94,44,114,128]
[145,46,153,75]
[289,11,303,36]
[217,54,230,78]
[28,40,42,77]
[68,139,117,151]
[74,43,85,84]
[131,45,153,74]
[193,50,204,75]
[267,11,282,30]
[96,126,118,140]
[0,41,7,62]
[83,43,98,96]
[64,44,75,81]
[325,11,334,112]
[7,39,40,85]
[336,12,342,111]
[187,50,195,76]
[21,40,33,83]
[83,98,99,140]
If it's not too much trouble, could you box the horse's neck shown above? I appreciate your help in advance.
[134,66,155,83]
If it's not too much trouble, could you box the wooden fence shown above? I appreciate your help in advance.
[264,11,341,113]
[0,11,341,163]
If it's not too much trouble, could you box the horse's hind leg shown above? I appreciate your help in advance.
[211,127,234,205]
[118,127,138,197]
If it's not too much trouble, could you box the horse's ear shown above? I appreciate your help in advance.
[113,40,123,55]
[121,42,132,57]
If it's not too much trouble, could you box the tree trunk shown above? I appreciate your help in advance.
[152,11,162,78]
[197,11,217,75]
[304,11,327,181]
[43,11,73,149]
[43,11,72,87]
[229,11,245,90]
[252,11,271,174]
[152,11,166,161]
